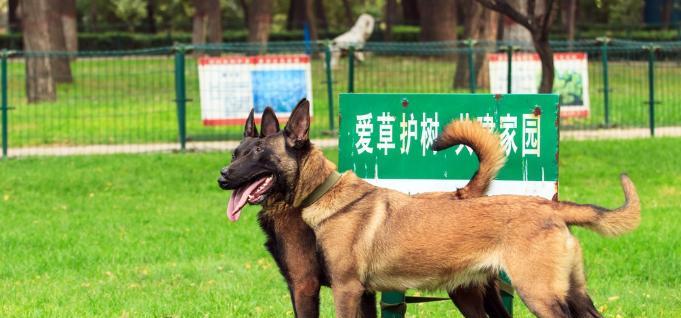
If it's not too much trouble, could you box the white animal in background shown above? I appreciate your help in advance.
[329,14,375,69]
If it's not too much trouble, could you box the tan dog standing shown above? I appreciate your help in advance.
[221,100,640,318]
[224,106,511,317]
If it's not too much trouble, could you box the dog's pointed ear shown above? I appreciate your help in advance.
[244,108,258,138]
[284,99,310,148]
[260,107,280,137]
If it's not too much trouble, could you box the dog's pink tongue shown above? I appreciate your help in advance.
[226,177,266,222]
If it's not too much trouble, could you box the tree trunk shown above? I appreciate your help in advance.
[402,0,420,25]
[61,0,78,58]
[476,0,556,92]
[453,3,499,89]
[287,0,306,30]
[192,2,206,45]
[192,0,222,45]
[46,1,72,84]
[501,0,532,45]
[384,0,398,41]
[453,0,484,88]
[533,35,554,93]
[248,0,273,49]
[315,0,328,33]
[238,0,249,26]
[9,0,19,33]
[562,0,576,42]
[88,0,98,32]
[476,9,499,88]
[146,0,157,33]
[286,0,319,39]
[21,0,56,103]
[661,0,673,28]
[418,0,457,41]
[207,1,222,43]
[304,0,318,41]
[341,0,354,27]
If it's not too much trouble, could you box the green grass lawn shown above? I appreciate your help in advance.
[1,138,680,317]
[5,52,681,148]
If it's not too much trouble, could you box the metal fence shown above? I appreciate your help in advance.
[1,39,681,158]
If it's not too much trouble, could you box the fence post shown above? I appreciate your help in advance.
[466,39,477,93]
[500,272,514,315]
[381,291,406,318]
[348,46,355,93]
[1,49,8,159]
[324,43,335,132]
[501,46,514,93]
[598,37,610,127]
[645,45,658,137]
[174,45,187,150]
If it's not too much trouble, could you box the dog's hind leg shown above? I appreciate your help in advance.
[501,234,574,318]
[566,242,603,318]
[482,280,512,318]
[331,279,366,318]
[448,285,488,318]
[358,292,377,318]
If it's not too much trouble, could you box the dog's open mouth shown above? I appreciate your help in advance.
[226,175,275,222]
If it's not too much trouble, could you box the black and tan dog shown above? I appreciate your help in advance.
[221,99,640,318]
[222,105,511,317]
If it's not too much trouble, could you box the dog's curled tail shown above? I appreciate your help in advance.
[558,174,641,236]
[432,120,506,198]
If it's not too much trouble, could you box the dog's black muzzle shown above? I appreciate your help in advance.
[218,167,234,190]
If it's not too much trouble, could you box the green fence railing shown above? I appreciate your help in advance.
[2,39,681,158]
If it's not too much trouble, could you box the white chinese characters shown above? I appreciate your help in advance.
[355,113,373,154]
[522,114,541,157]
[500,114,518,156]
[353,111,541,158]
[420,113,439,156]
[377,112,396,155]
[399,113,418,155]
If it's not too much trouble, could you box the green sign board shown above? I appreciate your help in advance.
[339,93,559,199]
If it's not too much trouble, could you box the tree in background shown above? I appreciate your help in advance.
[475,0,557,93]
[499,0,533,44]
[315,0,329,33]
[20,0,56,102]
[417,0,457,41]
[113,0,147,31]
[191,0,222,45]
[607,0,643,25]
[561,0,577,42]
[62,0,79,56]
[8,0,18,32]
[401,0,419,25]
[661,0,675,28]
[303,0,318,40]
[286,0,328,40]
[453,0,499,89]
[146,0,157,33]
[341,0,354,27]
[47,2,73,84]
[384,0,398,41]
[245,0,274,47]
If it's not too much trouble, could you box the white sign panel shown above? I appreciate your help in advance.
[489,52,590,118]
[198,55,313,125]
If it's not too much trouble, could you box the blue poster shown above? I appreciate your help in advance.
[252,70,308,113]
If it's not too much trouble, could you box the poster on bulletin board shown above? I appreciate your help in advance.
[198,55,313,125]
[488,52,589,118]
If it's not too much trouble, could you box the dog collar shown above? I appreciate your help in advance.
[299,171,342,208]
